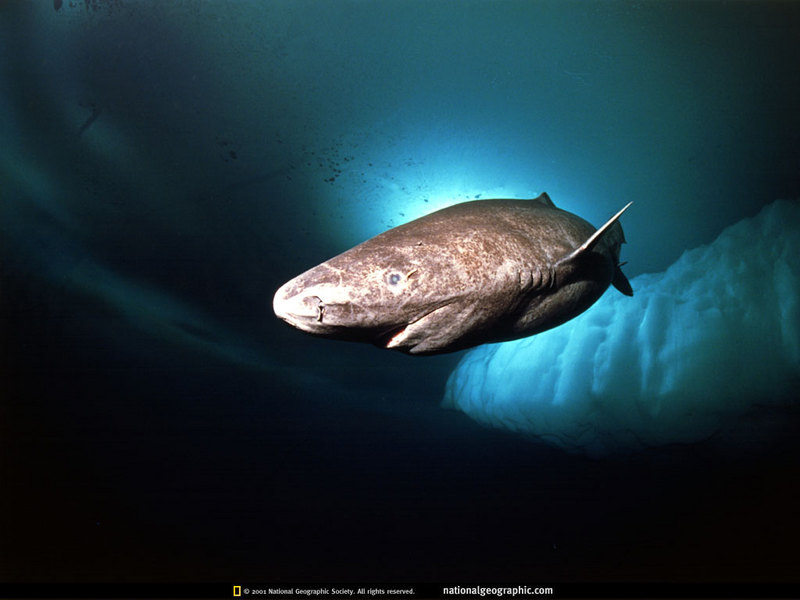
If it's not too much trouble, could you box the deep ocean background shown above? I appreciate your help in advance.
[2,0,799,585]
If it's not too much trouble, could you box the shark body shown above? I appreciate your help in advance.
[273,193,632,355]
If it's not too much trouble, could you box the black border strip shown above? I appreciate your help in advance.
[0,582,799,599]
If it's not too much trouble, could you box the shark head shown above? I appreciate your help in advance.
[272,225,517,354]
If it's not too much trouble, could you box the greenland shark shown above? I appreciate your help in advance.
[273,193,632,355]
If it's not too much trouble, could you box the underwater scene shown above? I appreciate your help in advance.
[2,0,799,593]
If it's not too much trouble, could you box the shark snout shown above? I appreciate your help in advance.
[274,274,381,340]
[273,281,325,331]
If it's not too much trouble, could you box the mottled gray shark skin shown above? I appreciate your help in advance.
[273,193,632,355]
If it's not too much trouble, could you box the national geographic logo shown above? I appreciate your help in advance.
[232,587,415,597]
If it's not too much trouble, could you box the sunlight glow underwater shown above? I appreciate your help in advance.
[444,199,800,457]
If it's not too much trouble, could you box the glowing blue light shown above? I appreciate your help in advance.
[311,123,567,247]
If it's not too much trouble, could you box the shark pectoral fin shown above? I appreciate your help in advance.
[383,303,456,354]
[556,201,633,267]
[553,202,634,295]
[613,266,633,296]
[384,309,439,350]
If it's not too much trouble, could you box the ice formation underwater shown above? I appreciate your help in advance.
[444,199,800,457]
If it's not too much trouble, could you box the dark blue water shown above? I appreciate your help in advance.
[1,0,799,586]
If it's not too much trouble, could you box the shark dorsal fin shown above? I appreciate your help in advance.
[556,201,633,266]
[532,192,555,207]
